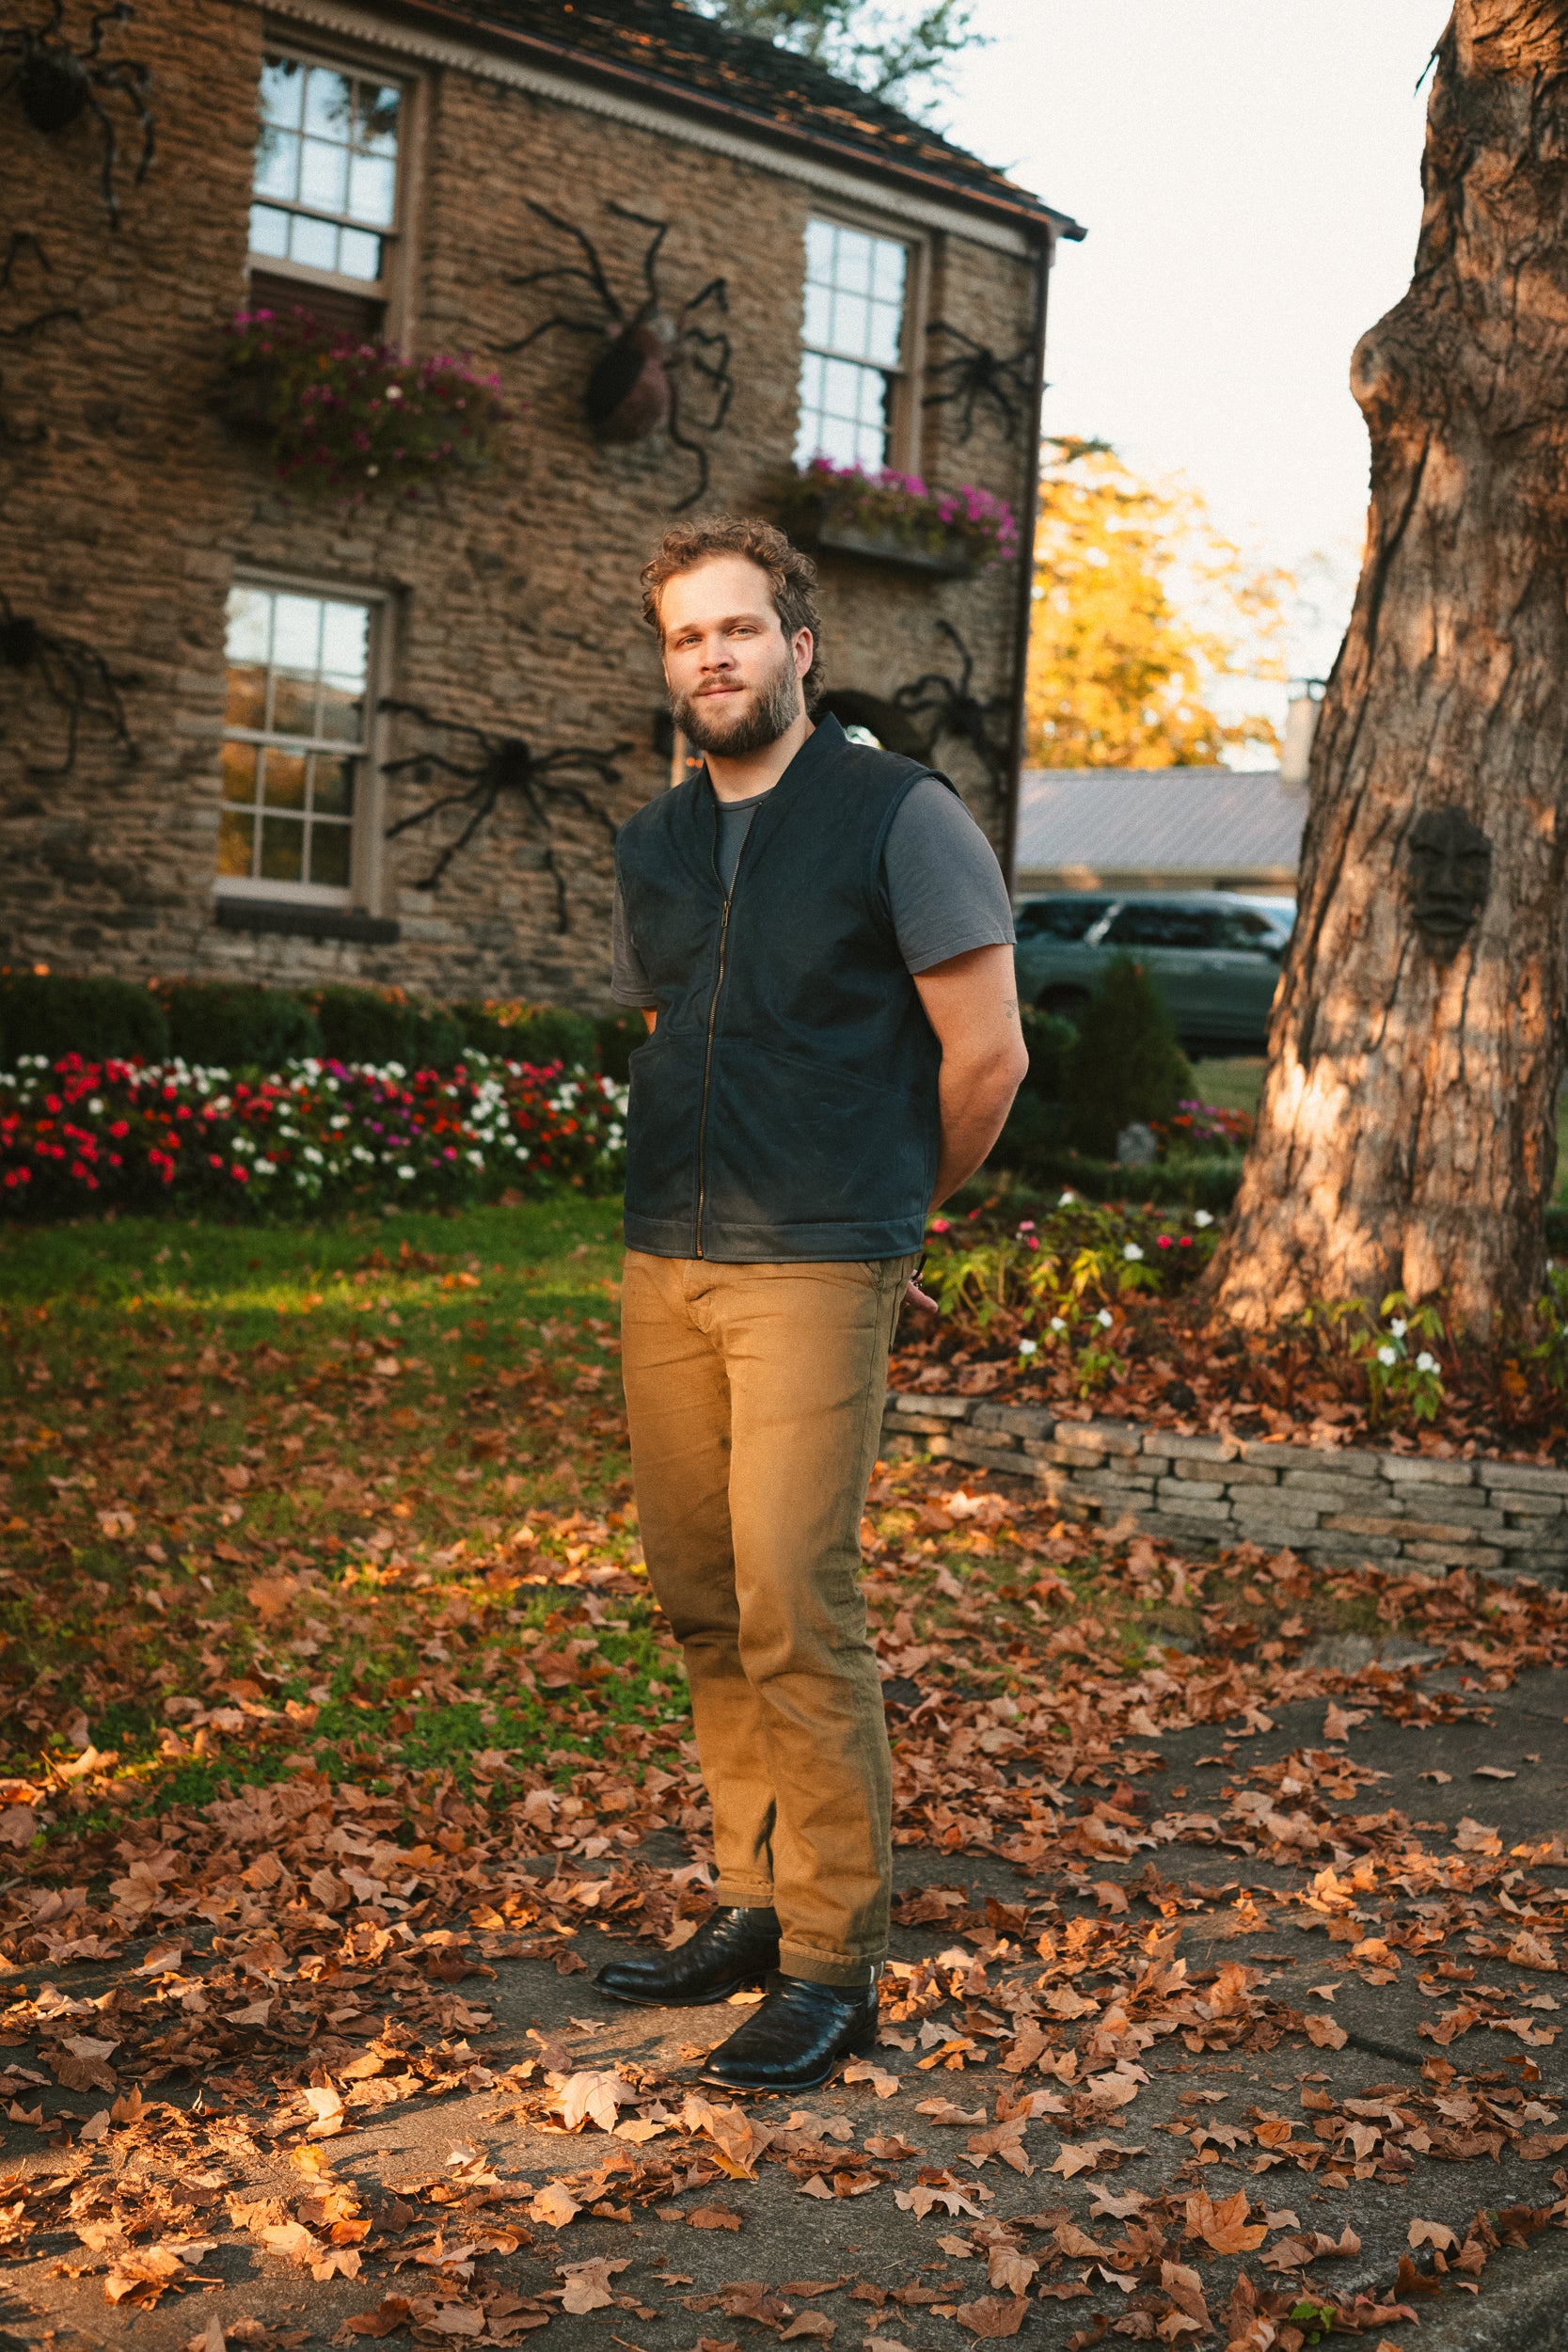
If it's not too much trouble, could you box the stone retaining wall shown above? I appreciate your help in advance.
[881,1392,1568,1584]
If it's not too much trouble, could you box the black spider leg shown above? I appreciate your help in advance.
[496,201,624,353]
[87,58,155,228]
[0,232,81,338]
[934,618,975,700]
[84,1,132,60]
[607,201,671,314]
[664,326,732,514]
[382,754,501,890]
[525,746,630,930]
[17,632,136,779]
[664,369,710,514]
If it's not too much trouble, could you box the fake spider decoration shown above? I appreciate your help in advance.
[923,322,1035,443]
[0,232,80,447]
[895,622,1010,788]
[380,699,630,927]
[0,590,137,777]
[1,0,154,230]
[499,199,732,512]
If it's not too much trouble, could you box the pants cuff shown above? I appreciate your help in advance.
[713,1880,776,1912]
[779,1943,883,1989]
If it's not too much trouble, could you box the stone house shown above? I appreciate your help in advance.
[0,0,1079,1008]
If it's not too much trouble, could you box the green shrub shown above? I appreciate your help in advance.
[453,999,598,1069]
[161,982,322,1070]
[0,971,169,1062]
[1018,1008,1078,1102]
[311,985,463,1071]
[1066,956,1194,1157]
[595,1009,645,1085]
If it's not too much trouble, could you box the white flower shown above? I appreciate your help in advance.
[1059,1189,1077,1206]
[1377,1344,1398,1367]
[398,1165,416,1180]
[1018,1339,1038,1357]
[386,384,403,401]
[87,1097,103,1114]
[1123,1242,1145,1262]
[302,1146,324,1166]
[1389,1316,1408,1339]
[1193,1210,1213,1229]
[1049,1317,1068,1333]
[1097,1309,1114,1328]
[1416,1350,1439,1375]
[467,1151,484,1168]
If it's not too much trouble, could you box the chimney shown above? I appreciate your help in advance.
[1279,680,1324,787]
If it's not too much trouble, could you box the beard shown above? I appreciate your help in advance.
[673,648,802,757]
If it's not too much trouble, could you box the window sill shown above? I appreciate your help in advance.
[214,897,399,945]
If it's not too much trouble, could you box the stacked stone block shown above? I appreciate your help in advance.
[881,1392,1568,1584]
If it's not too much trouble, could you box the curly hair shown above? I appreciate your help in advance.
[641,516,824,701]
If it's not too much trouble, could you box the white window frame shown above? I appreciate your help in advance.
[796,204,927,477]
[215,571,391,915]
[249,30,424,338]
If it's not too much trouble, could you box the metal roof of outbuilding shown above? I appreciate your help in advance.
[1015,767,1306,877]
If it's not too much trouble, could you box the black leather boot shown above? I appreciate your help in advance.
[701,1970,879,2092]
[595,1906,781,2008]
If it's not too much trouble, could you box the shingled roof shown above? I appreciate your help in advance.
[1015,768,1306,887]
[411,0,1083,235]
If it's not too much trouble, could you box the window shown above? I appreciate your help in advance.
[219,585,373,898]
[1103,904,1214,949]
[249,50,403,331]
[1016,896,1114,942]
[1214,907,1279,952]
[796,216,910,470]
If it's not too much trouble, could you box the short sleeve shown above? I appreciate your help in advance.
[884,775,1016,975]
[611,880,655,1007]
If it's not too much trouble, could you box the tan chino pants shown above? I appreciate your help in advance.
[620,1249,915,1987]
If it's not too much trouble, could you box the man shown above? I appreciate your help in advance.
[597,516,1026,2092]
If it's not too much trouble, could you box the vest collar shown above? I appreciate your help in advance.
[695,711,848,821]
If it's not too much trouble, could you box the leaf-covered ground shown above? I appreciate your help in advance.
[1,1209,1568,2349]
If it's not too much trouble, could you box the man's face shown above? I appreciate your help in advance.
[659,555,812,758]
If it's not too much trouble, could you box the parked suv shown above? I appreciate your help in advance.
[1014,891,1295,1054]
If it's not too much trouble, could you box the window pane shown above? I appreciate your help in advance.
[865,296,902,368]
[289,213,340,273]
[261,749,309,810]
[272,595,323,673]
[253,124,298,201]
[303,65,353,138]
[226,588,273,667]
[270,673,316,736]
[347,151,396,227]
[356,82,401,154]
[249,202,290,260]
[261,814,307,882]
[221,741,258,802]
[311,755,356,816]
[336,227,382,282]
[319,600,368,680]
[871,239,906,303]
[217,809,256,877]
[299,135,349,214]
[802,282,832,346]
[260,54,305,127]
[830,291,870,358]
[835,229,872,294]
[317,679,364,744]
[309,820,353,888]
[804,217,836,279]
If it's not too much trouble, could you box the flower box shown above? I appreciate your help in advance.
[221,308,509,503]
[767,459,1019,578]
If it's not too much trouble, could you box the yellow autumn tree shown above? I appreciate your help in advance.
[1027,437,1291,768]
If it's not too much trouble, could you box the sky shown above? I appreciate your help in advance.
[939,0,1452,724]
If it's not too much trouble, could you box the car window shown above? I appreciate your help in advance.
[1215,908,1276,950]
[1016,897,1113,941]
[1104,904,1215,948]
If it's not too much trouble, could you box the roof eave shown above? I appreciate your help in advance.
[387,0,1086,241]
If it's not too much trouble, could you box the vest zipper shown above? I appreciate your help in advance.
[694,827,751,1259]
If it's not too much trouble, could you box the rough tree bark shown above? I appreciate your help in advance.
[1213,0,1568,1336]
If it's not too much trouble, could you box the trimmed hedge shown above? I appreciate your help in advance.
[452,999,599,1069]
[309,985,464,1072]
[160,982,323,1069]
[0,973,169,1064]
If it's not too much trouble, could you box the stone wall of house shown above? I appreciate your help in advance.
[0,0,1038,1009]
[882,1392,1568,1586]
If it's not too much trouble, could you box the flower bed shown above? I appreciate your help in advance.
[767,456,1018,575]
[222,308,508,501]
[0,1053,626,1220]
[902,1194,1568,1463]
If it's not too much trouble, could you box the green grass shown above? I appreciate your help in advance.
[1191,1056,1266,1117]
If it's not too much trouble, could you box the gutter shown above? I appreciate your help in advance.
[1000,222,1056,895]
[377,0,1087,242]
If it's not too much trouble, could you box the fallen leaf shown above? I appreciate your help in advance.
[1474,1765,1517,1780]
[688,2207,742,2232]
[1409,2220,1458,2251]
[529,2183,580,2229]
[953,2296,1029,2338]
[558,2257,630,2314]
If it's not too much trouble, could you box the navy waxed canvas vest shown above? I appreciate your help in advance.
[615,714,951,1262]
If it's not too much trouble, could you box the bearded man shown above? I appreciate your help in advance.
[595,516,1026,2091]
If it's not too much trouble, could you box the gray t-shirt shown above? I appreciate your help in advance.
[611,773,1015,1006]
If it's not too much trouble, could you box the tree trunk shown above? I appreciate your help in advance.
[1213,0,1568,1337]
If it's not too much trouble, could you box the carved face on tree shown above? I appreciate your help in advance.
[1408,805,1492,957]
